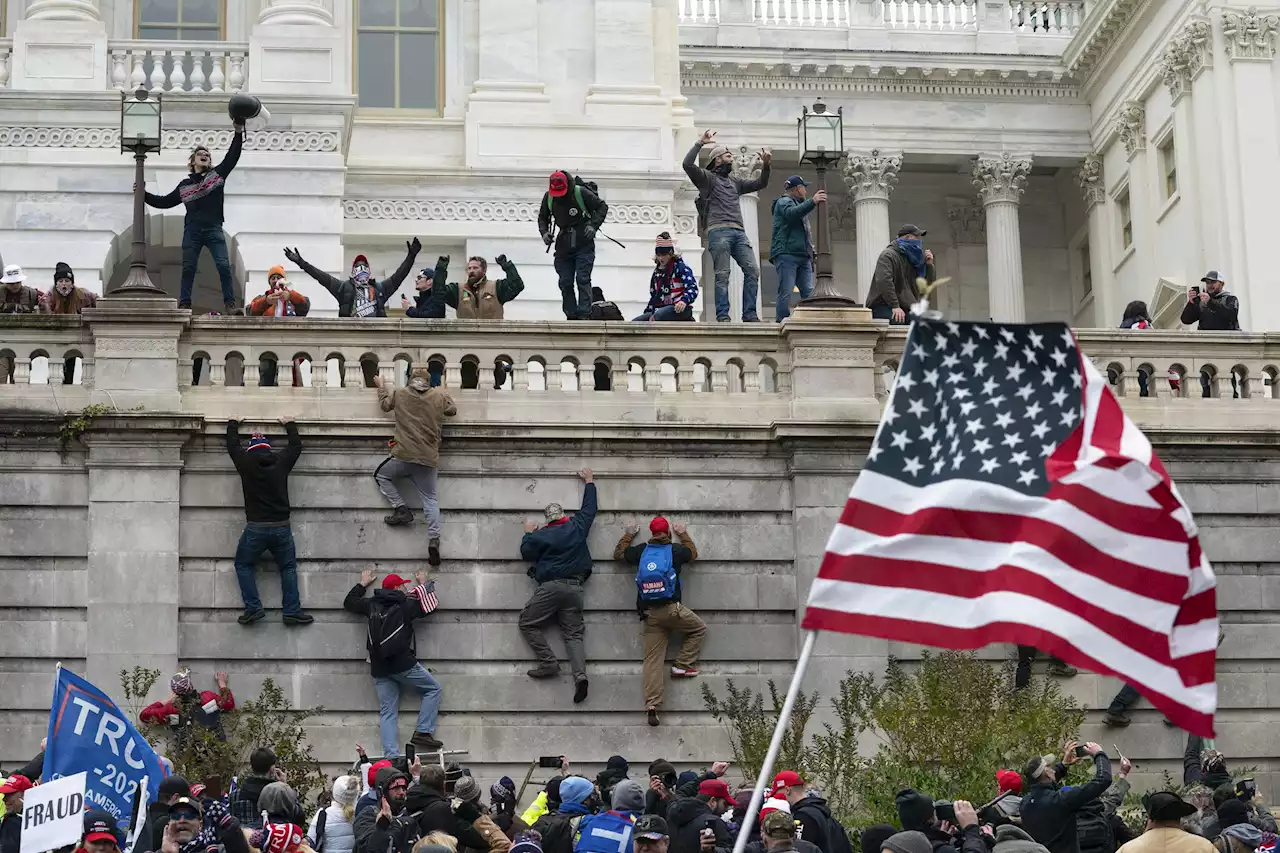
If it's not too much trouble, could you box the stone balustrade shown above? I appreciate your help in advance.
[108,41,249,94]
[0,40,11,90]
[678,0,1083,33]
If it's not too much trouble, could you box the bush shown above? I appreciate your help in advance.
[703,651,1085,829]
[701,679,819,783]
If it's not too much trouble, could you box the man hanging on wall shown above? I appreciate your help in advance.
[141,122,246,313]
[538,171,609,320]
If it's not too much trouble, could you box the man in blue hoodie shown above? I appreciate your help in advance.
[519,469,597,703]
[533,776,595,853]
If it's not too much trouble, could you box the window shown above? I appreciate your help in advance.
[1118,190,1132,249]
[1159,135,1178,198]
[356,0,442,110]
[136,0,223,39]
[1080,240,1092,297]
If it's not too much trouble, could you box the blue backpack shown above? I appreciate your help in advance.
[635,544,678,602]
[575,811,634,853]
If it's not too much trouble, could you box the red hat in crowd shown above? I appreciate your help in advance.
[769,771,805,798]
[549,171,570,198]
[366,759,392,787]
[0,775,33,795]
[650,516,670,535]
[382,574,412,590]
[698,779,737,806]
[996,769,1022,795]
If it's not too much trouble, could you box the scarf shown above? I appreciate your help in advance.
[180,800,229,853]
[557,802,590,817]
[896,238,926,279]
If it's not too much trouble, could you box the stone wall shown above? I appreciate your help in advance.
[2,306,1280,797]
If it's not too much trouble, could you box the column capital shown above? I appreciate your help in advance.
[1114,102,1146,158]
[972,153,1032,205]
[258,0,334,26]
[947,195,986,244]
[1159,19,1212,100]
[1223,6,1280,62]
[1076,154,1106,211]
[841,149,902,202]
[731,145,764,185]
[24,0,100,20]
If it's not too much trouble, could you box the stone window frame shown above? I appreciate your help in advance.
[353,0,446,114]
[1111,176,1133,255]
[1153,121,1179,204]
[134,0,226,40]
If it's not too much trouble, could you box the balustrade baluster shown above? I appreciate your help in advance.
[611,363,628,392]
[209,52,226,92]
[13,358,31,384]
[445,362,462,388]
[0,47,10,89]
[130,53,146,89]
[148,50,167,92]
[110,50,128,88]
[188,52,207,91]
[228,54,245,92]
[678,364,695,391]
[644,364,661,391]
[169,53,186,91]
[343,361,363,388]
[311,360,325,388]
[577,364,594,391]
[711,364,729,393]
[545,363,562,391]
[512,362,529,391]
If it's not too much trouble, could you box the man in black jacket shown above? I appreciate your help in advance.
[406,766,487,848]
[229,747,282,827]
[1021,742,1112,853]
[343,570,444,756]
[1181,271,1241,331]
[227,417,313,627]
[895,792,987,853]
[401,256,450,319]
[145,775,193,852]
[0,774,32,853]
[538,171,609,320]
[142,125,245,313]
[284,240,420,318]
[667,780,735,853]
[647,762,731,821]
[353,766,416,853]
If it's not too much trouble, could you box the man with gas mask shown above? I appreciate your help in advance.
[284,240,421,319]
[141,123,246,313]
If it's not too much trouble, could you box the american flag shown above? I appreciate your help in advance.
[412,580,440,615]
[802,318,1220,735]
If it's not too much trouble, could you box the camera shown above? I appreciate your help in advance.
[1238,779,1257,801]
[1191,286,1201,296]
[539,755,565,769]
[1075,745,1089,758]
[935,801,957,825]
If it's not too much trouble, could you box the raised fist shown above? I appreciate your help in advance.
[496,254,509,266]
[407,237,421,254]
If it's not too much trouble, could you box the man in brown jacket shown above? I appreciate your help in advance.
[866,224,935,324]
[441,255,525,319]
[373,367,457,566]
[614,517,705,727]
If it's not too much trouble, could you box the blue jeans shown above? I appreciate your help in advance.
[181,223,236,307]
[632,305,694,322]
[374,662,443,756]
[773,254,813,321]
[233,523,302,616]
[554,248,595,319]
[707,227,759,321]
[870,303,909,325]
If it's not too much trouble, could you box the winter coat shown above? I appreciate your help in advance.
[666,798,732,853]
[43,287,98,315]
[0,285,44,314]
[354,769,418,853]
[682,142,771,231]
[342,583,436,677]
[615,531,698,613]
[1022,754,1114,853]
[1180,291,1241,331]
[226,420,302,524]
[0,812,20,853]
[470,813,511,853]
[309,805,355,853]
[770,194,816,261]
[249,288,311,317]
[404,257,451,319]
[743,840,823,853]
[867,242,935,311]
[643,258,700,314]
[1116,828,1214,853]
[140,687,236,727]
[293,245,418,318]
[377,381,456,468]
[442,259,525,320]
[994,825,1052,853]
[145,130,243,228]
[521,484,598,583]
[792,795,836,853]
[538,172,610,256]
[402,785,487,850]
[644,772,711,819]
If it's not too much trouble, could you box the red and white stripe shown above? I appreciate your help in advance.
[802,346,1219,735]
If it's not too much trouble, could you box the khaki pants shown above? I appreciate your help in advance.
[642,602,707,708]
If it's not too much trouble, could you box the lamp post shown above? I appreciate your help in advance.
[112,86,167,297]
[797,101,857,307]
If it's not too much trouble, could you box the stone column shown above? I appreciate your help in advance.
[1075,154,1110,323]
[726,146,763,322]
[23,0,99,19]
[973,153,1032,322]
[11,0,107,90]
[843,150,901,303]
[586,0,664,105]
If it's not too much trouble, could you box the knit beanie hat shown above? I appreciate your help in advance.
[895,789,935,831]
[882,831,932,853]
[246,432,272,454]
[650,516,670,535]
[454,776,481,803]
[170,669,196,696]
[445,762,466,794]
[611,780,645,814]
[655,232,675,255]
[54,262,74,283]
[648,760,676,781]
[511,837,543,853]
[558,776,593,806]
[268,265,286,284]
[331,776,358,807]
[861,825,898,853]
[760,797,791,819]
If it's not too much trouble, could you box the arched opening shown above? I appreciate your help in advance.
[527,358,547,391]
[394,353,413,388]
[759,359,778,393]
[258,351,280,387]
[460,356,480,390]
[627,357,646,392]
[561,357,580,392]
[100,214,249,313]
[726,358,746,393]
[325,353,346,388]
[359,353,380,388]
[224,351,246,387]
[1136,362,1155,399]
[693,358,711,393]
[494,356,513,390]
[593,358,612,391]
[660,357,679,393]
[1167,363,1188,399]
[427,355,446,387]
[61,349,86,386]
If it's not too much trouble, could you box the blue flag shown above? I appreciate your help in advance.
[44,668,168,833]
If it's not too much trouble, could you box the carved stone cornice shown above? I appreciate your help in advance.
[1223,6,1280,62]
[947,196,986,244]
[1065,0,1150,79]
[1114,102,1146,158]
[842,149,901,202]
[0,126,340,151]
[972,153,1032,206]
[1075,154,1106,210]
[343,200,674,225]
[1159,19,1213,100]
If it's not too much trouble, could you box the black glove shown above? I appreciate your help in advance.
[407,237,422,254]
[283,247,301,264]
[583,226,596,240]
[454,800,482,823]
[438,254,450,266]
[542,231,554,246]
[496,254,509,267]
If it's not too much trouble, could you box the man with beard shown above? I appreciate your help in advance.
[284,240,421,319]
[353,766,420,853]
[154,796,250,853]
[439,255,524,319]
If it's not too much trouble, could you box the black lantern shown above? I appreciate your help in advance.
[796,101,856,307]
[112,87,166,296]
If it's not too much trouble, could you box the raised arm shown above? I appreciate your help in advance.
[279,419,302,471]
[736,152,771,195]
[613,528,639,561]
[283,247,346,299]
[145,185,183,209]
[214,128,244,178]
[379,239,422,307]
[775,196,816,223]
[226,419,244,460]
[495,256,525,303]
[683,141,710,189]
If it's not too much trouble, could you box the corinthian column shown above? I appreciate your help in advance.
[842,150,901,303]
[973,153,1032,322]
[24,0,99,20]
[258,0,333,26]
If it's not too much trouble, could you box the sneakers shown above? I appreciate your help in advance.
[574,678,589,704]
[670,666,700,678]
[238,608,266,625]
[224,302,244,316]
[716,317,731,323]
[178,300,193,310]
[411,730,444,751]
[384,506,413,526]
[428,537,441,567]
[1047,662,1078,678]
[1103,711,1131,728]
[283,612,314,626]
[527,665,560,679]
[647,707,660,727]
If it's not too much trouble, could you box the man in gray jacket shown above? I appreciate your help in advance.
[683,129,771,322]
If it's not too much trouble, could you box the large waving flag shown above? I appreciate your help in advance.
[802,319,1218,735]
[45,667,169,838]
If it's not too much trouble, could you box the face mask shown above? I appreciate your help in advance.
[713,162,733,176]
[55,281,74,296]
[353,265,370,283]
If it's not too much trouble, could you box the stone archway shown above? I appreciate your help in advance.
[100,214,248,313]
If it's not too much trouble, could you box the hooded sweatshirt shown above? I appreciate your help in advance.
[342,583,435,677]
[226,420,301,524]
[537,170,609,256]
[145,131,243,228]
[596,758,630,807]
[682,142,771,231]
[667,798,732,853]
[376,369,457,468]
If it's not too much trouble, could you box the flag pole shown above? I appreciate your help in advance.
[730,630,819,853]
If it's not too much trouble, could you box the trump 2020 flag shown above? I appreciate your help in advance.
[802,319,1219,735]
[45,668,168,835]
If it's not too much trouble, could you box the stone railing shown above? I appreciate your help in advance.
[1009,0,1086,34]
[678,0,1082,33]
[0,39,11,89]
[107,41,249,94]
[0,317,94,390]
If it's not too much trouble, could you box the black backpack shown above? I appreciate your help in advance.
[1075,801,1115,853]
[797,803,853,853]
[544,176,601,222]
[367,598,414,661]
[589,301,623,321]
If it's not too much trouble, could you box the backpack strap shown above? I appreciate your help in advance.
[314,808,327,852]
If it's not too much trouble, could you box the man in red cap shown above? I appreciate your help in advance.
[0,774,33,853]
[537,171,609,320]
[771,772,842,853]
[343,569,443,758]
[613,517,703,727]
[284,240,420,319]
[667,779,736,853]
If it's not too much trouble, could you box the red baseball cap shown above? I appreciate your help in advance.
[0,775,33,795]
[83,814,120,846]
[549,171,570,198]
[698,779,737,806]
[381,574,412,590]
[367,759,392,787]
[769,771,805,797]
